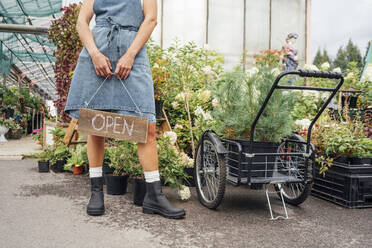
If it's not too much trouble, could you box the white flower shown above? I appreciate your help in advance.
[174,124,183,129]
[271,68,281,76]
[282,90,290,95]
[200,90,211,102]
[175,92,185,101]
[178,185,191,201]
[246,67,259,78]
[204,112,213,121]
[203,43,211,51]
[295,119,311,129]
[203,66,212,75]
[212,98,219,107]
[332,67,342,73]
[345,72,354,79]
[194,106,204,117]
[303,64,319,71]
[320,62,330,70]
[302,90,319,98]
[180,152,194,168]
[163,131,177,145]
[171,102,179,109]
[320,92,330,101]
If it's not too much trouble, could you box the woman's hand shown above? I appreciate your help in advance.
[91,51,112,78]
[114,52,135,80]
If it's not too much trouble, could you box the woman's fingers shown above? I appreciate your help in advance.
[123,68,130,79]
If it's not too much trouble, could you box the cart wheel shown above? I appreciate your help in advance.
[195,134,226,209]
[274,134,313,206]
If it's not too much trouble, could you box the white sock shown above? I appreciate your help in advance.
[144,170,160,183]
[89,166,103,178]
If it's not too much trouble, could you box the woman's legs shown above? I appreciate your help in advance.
[87,135,105,168]
[86,134,105,216]
[137,123,158,171]
[138,123,185,219]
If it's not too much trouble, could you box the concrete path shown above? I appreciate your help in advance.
[0,136,42,160]
[0,159,371,248]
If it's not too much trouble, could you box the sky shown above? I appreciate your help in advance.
[311,0,372,61]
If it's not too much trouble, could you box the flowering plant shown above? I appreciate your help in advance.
[253,49,283,67]
[147,40,224,156]
[157,135,190,190]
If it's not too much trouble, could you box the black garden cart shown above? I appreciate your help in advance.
[194,70,344,219]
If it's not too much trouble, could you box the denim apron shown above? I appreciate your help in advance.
[64,0,156,123]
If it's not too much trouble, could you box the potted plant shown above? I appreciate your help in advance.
[350,138,372,165]
[50,145,71,173]
[65,145,86,175]
[157,136,191,200]
[0,118,10,143]
[211,65,294,177]
[36,148,53,173]
[105,143,134,195]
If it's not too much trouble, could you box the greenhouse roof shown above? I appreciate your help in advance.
[0,0,62,100]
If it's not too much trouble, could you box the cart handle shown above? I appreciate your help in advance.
[297,69,342,79]
[249,70,344,156]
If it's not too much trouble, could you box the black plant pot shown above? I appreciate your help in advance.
[4,108,14,119]
[103,164,117,185]
[105,174,129,195]
[50,160,65,173]
[38,161,50,173]
[132,178,146,206]
[350,157,372,165]
[333,156,349,164]
[102,163,115,174]
[183,167,195,187]
[155,99,164,119]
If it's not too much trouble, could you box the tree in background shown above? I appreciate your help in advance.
[333,47,348,71]
[333,39,362,72]
[313,48,331,68]
[345,39,362,69]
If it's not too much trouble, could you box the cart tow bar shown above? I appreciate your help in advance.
[265,184,289,220]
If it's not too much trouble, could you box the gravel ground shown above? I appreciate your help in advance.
[0,159,371,248]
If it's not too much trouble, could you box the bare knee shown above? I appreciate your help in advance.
[88,135,105,144]
[147,123,156,143]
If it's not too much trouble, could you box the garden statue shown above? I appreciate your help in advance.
[282,33,299,85]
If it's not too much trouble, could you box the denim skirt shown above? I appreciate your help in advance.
[64,22,156,123]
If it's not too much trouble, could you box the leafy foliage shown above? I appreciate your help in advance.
[147,40,224,155]
[49,3,83,122]
[157,136,190,189]
[49,145,71,165]
[313,48,331,68]
[211,66,294,142]
[65,145,85,169]
[106,141,139,176]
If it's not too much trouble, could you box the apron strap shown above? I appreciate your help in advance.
[84,73,144,117]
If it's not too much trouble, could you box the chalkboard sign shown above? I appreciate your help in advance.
[78,108,148,143]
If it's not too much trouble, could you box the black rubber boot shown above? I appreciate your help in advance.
[142,181,185,219]
[87,177,105,216]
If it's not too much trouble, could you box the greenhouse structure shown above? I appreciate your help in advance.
[0,1,371,247]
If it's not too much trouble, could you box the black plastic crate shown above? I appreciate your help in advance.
[312,162,372,208]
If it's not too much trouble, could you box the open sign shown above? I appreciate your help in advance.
[78,108,148,143]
